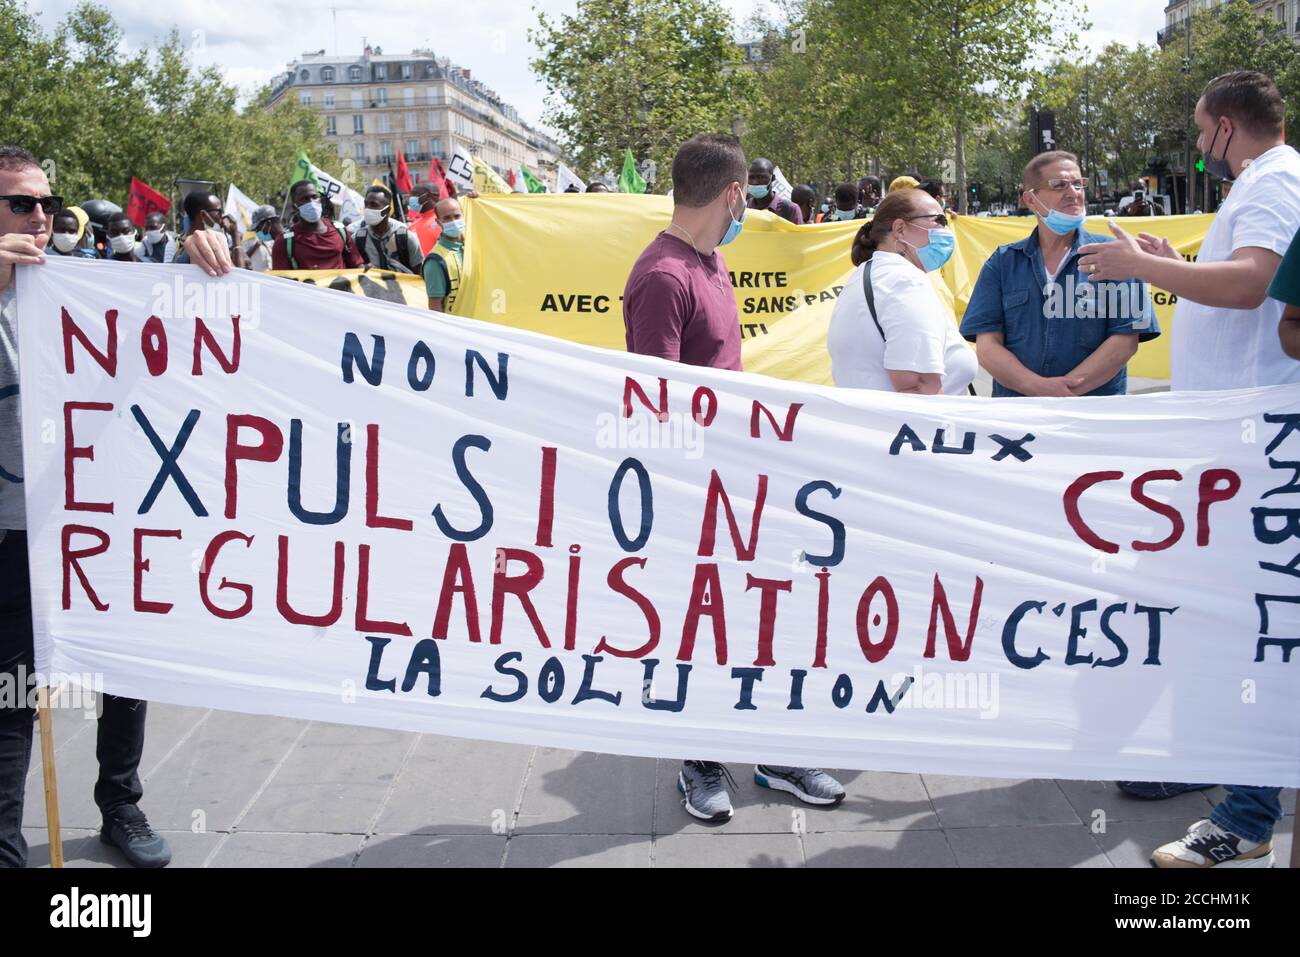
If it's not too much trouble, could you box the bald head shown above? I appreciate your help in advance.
[435,197,462,223]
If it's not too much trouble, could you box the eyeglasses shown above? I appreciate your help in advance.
[0,194,63,215]
[907,213,949,227]
[1034,178,1088,193]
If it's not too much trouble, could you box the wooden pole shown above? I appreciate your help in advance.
[36,686,62,868]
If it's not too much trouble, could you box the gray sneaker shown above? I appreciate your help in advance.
[755,765,846,806]
[677,761,735,822]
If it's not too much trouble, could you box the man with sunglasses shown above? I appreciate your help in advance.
[0,145,232,868]
[960,150,1160,397]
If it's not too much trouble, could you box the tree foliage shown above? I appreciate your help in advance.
[0,1,342,211]
[530,0,756,190]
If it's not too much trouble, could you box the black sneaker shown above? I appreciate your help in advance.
[101,805,172,868]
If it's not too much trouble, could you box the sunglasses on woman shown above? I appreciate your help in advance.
[908,213,949,227]
[0,194,64,215]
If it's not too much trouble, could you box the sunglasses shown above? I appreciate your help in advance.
[0,194,63,215]
[908,213,949,227]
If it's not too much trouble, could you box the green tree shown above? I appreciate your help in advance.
[530,0,756,190]
[0,1,340,212]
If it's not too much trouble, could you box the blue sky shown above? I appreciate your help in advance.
[26,0,1167,133]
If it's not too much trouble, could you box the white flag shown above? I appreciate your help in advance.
[306,162,365,224]
[772,166,793,201]
[224,184,259,239]
[446,146,477,194]
[509,167,528,194]
[556,162,586,194]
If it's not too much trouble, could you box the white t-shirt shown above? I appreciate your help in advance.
[827,251,978,395]
[1170,144,1300,391]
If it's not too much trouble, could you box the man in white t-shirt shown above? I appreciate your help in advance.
[1079,71,1299,869]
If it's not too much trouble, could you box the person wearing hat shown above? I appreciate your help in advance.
[243,205,282,272]
[888,175,920,194]
[49,206,97,258]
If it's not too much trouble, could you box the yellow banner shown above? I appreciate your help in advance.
[272,197,1213,382]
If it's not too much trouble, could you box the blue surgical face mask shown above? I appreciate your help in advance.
[256,230,273,243]
[719,189,746,246]
[903,226,956,272]
[298,200,323,223]
[1030,191,1086,235]
[831,208,856,221]
[408,196,422,212]
[440,219,464,239]
[747,184,770,200]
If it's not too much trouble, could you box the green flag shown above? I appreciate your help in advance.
[619,149,646,194]
[520,163,546,194]
[290,150,318,193]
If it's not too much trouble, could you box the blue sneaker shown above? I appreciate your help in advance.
[1117,781,1214,800]
[755,765,846,806]
[677,761,735,822]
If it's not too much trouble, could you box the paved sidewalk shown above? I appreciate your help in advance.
[20,700,1294,868]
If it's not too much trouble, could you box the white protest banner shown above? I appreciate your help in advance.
[224,184,259,239]
[556,163,586,194]
[446,147,477,195]
[15,258,1300,785]
[772,166,793,201]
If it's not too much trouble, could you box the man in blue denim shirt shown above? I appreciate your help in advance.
[960,151,1160,396]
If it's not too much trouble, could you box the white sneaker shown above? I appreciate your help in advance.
[1152,819,1274,868]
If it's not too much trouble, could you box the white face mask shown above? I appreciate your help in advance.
[362,207,387,226]
[52,232,79,253]
[144,228,165,244]
[109,233,136,255]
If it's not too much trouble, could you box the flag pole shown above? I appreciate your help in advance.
[37,685,63,868]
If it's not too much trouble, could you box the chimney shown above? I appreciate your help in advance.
[364,44,372,60]
[462,69,471,79]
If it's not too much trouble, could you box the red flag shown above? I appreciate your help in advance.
[428,156,455,198]
[126,178,171,227]
[506,168,516,189]
[396,152,414,194]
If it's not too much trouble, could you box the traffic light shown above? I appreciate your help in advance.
[1196,157,1205,173]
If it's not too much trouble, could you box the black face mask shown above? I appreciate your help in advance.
[1203,122,1236,182]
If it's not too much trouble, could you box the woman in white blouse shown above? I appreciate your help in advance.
[827,189,977,395]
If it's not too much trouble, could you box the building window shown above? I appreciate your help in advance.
[430,139,441,157]
[406,139,419,157]
[349,65,362,81]
[325,115,337,135]
[321,66,335,82]
[299,92,312,106]
[351,90,363,108]
[378,113,390,133]
[402,63,412,79]
[353,114,364,134]
[375,64,387,80]
[376,88,388,105]
[324,92,335,109]
[404,87,415,105]
[354,142,366,162]
[300,69,309,81]
[379,141,392,160]
[405,111,418,130]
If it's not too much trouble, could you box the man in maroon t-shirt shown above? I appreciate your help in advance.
[271,179,364,271]
[622,133,845,824]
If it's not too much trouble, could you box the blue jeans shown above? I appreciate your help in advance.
[1211,786,1284,844]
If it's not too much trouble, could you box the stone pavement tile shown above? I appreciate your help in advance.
[56,829,224,869]
[238,722,415,833]
[354,834,506,868]
[504,834,652,868]
[207,831,363,868]
[946,824,1111,867]
[514,747,655,835]
[374,735,532,836]
[653,833,803,868]
[803,829,958,867]
[814,770,940,831]
[1056,779,1217,824]
[1099,815,1294,869]
[22,827,98,868]
[922,776,1080,828]
[652,759,823,836]
[131,711,311,832]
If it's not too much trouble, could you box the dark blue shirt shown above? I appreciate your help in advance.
[959,228,1160,397]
